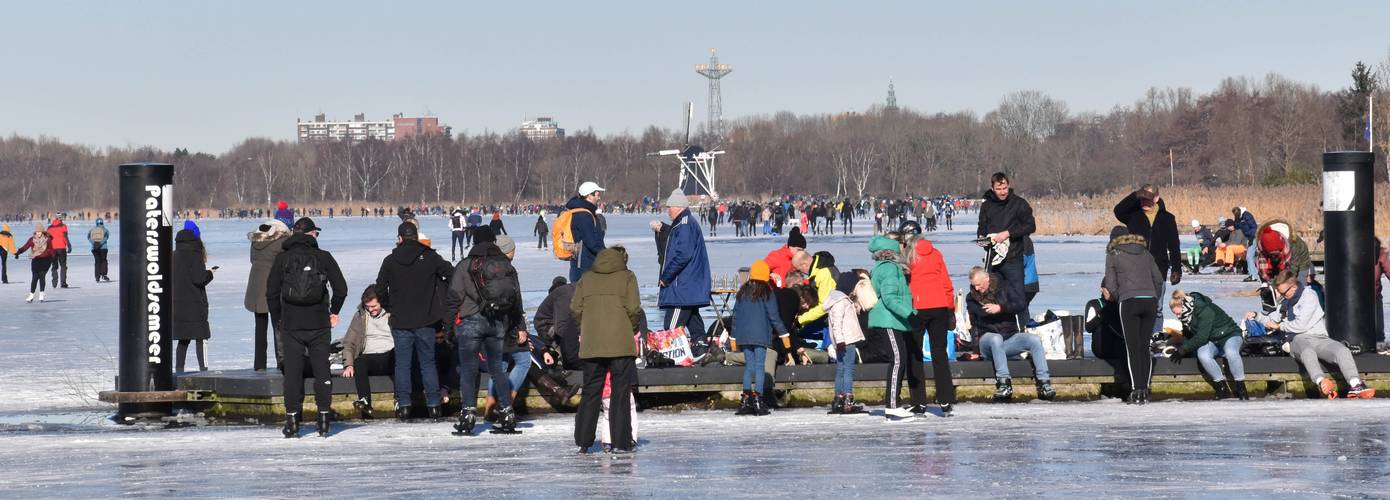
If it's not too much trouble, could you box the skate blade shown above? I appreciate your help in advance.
[488,429,522,435]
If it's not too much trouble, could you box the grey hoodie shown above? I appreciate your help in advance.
[1103,234,1165,302]
[1255,284,1327,338]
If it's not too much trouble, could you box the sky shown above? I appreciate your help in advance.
[3,0,1389,154]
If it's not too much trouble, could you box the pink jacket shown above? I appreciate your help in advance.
[823,290,866,345]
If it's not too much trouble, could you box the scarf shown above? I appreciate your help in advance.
[1177,295,1195,326]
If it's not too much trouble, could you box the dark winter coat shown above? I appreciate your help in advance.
[443,242,526,332]
[266,233,349,332]
[1176,292,1240,356]
[966,273,1026,337]
[732,289,787,348]
[172,229,213,341]
[658,208,712,308]
[1102,234,1166,302]
[1234,209,1257,241]
[1113,192,1182,277]
[244,224,288,314]
[564,196,605,275]
[533,282,580,368]
[375,239,453,330]
[571,248,642,359]
[976,188,1036,259]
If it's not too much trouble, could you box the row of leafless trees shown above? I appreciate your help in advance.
[3,62,1390,213]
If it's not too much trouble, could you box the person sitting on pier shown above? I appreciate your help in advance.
[1165,289,1247,400]
[340,285,395,419]
[1246,270,1375,399]
[1212,218,1248,275]
[967,267,1055,402]
[1183,220,1217,275]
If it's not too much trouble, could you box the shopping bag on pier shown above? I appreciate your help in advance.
[644,327,695,367]
[1026,319,1067,360]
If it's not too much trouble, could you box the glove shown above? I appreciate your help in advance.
[1163,346,1182,364]
[1170,270,1182,285]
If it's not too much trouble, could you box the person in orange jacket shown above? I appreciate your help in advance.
[46,217,71,288]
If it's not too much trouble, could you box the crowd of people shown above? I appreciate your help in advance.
[19,171,1387,454]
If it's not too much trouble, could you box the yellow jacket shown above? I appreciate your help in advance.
[0,224,15,255]
[795,256,837,325]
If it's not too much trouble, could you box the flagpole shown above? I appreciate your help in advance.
[1370,94,1374,153]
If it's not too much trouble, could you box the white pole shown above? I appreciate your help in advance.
[1169,148,1175,186]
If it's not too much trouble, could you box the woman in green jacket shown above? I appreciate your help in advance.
[1166,289,1247,400]
[868,234,921,419]
[571,246,642,454]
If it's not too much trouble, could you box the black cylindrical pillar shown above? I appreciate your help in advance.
[117,163,175,420]
[1321,152,1376,351]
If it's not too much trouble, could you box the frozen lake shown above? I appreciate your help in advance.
[2,210,1387,496]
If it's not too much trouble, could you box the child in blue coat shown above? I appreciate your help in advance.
[731,259,788,416]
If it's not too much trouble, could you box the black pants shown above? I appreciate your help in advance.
[538,233,548,248]
[253,312,282,371]
[912,308,956,405]
[92,249,108,280]
[282,328,332,414]
[176,339,206,372]
[50,249,67,287]
[353,351,395,401]
[575,356,636,450]
[1119,297,1157,392]
[451,231,466,260]
[30,257,52,293]
[664,306,707,351]
[1,249,9,283]
[879,327,927,408]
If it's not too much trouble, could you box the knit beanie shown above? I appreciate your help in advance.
[750,260,771,281]
[1109,225,1129,241]
[787,227,807,249]
[473,226,497,244]
[496,235,516,255]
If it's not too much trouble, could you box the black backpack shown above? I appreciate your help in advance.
[469,254,518,315]
[281,251,328,306]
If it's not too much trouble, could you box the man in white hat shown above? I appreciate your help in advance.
[565,182,607,282]
[1184,219,1216,275]
[657,189,712,352]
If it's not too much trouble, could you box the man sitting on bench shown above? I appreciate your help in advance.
[966,267,1055,402]
[1246,270,1375,400]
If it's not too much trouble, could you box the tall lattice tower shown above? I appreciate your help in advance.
[885,79,899,112]
[694,48,733,139]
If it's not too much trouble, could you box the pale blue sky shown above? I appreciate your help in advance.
[2,1,1388,153]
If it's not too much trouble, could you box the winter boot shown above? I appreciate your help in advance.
[827,394,845,414]
[427,405,443,422]
[395,404,410,421]
[533,371,577,407]
[842,394,866,414]
[1318,378,1338,399]
[752,392,771,416]
[453,408,477,435]
[491,407,520,434]
[1348,383,1377,399]
[1212,381,1232,400]
[281,412,300,438]
[734,391,754,415]
[1036,380,1056,401]
[993,378,1014,403]
[1233,380,1249,401]
[315,411,331,438]
[354,398,374,419]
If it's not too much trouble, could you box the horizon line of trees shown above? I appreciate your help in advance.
[4,56,1390,213]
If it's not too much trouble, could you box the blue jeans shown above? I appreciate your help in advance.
[979,332,1050,381]
[456,314,511,409]
[488,350,533,397]
[1245,244,1258,279]
[995,257,1030,327]
[392,327,441,407]
[741,346,767,393]
[1195,336,1245,382]
[834,343,858,395]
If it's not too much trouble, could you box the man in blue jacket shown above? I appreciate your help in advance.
[566,182,607,282]
[657,189,712,352]
[1232,206,1259,282]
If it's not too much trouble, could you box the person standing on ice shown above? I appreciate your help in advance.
[1101,225,1166,405]
[571,246,642,454]
[87,218,110,282]
[172,226,214,373]
[267,217,348,438]
[563,182,607,283]
[375,221,453,422]
[15,224,55,303]
[900,221,962,415]
[0,224,15,284]
[656,189,712,351]
[273,200,294,228]
[867,234,920,419]
[46,217,70,289]
[448,207,467,261]
[976,172,1036,328]
[444,228,526,435]
[246,220,290,371]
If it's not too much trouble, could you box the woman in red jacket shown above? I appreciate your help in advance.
[900,221,956,416]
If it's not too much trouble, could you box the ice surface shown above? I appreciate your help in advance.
[3,212,1389,497]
